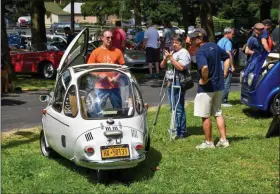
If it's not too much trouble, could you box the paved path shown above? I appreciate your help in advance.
[1,77,241,132]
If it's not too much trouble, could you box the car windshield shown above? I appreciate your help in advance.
[78,70,134,119]
[31,43,60,52]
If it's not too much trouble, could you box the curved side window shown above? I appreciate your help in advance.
[52,78,65,112]
[64,85,78,118]
[52,70,71,113]
[132,83,144,115]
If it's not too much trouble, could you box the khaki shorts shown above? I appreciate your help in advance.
[194,91,222,118]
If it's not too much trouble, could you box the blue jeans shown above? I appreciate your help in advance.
[222,72,232,103]
[168,81,187,137]
[89,88,122,117]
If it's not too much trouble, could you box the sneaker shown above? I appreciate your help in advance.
[222,103,232,107]
[196,141,215,150]
[216,139,230,148]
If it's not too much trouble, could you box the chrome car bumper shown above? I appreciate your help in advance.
[77,154,146,170]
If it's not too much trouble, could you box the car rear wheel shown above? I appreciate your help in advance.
[42,62,56,79]
[270,93,280,116]
[40,130,54,157]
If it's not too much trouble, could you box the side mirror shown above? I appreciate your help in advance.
[39,95,50,102]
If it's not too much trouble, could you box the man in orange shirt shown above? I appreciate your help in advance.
[87,30,125,116]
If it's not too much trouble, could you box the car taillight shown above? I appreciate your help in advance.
[135,144,144,151]
[84,146,94,154]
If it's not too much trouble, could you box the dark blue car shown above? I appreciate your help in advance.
[240,51,280,115]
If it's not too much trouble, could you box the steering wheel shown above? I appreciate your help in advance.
[85,88,96,110]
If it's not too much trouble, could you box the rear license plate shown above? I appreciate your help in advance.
[101,144,130,160]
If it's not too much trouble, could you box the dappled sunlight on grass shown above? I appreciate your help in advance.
[13,76,55,91]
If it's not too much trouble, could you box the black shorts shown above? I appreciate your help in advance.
[146,47,160,63]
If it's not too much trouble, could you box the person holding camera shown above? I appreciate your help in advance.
[160,35,191,139]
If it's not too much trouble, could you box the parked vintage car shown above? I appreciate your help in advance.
[17,16,31,28]
[88,40,148,69]
[10,43,64,78]
[49,22,81,35]
[18,34,68,51]
[39,28,150,182]
[240,52,280,115]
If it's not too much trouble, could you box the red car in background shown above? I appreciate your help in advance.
[10,43,64,79]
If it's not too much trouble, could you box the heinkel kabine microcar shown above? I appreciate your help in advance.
[240,50,280,116]
[39,28,150,181]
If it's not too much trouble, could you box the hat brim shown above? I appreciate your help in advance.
[188,33,198,38]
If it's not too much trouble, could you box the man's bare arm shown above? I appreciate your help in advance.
[261,38,271,52]
[223,58,230,78]
[245,46,254,55]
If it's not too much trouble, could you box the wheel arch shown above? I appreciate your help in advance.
[264,88,280,111]
[38,60,54,73]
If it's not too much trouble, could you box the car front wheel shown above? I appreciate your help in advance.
[42,62,56,79]
[40,130,54,157]
[270,93,280,116]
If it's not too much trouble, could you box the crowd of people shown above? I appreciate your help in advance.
[66,18,279,149]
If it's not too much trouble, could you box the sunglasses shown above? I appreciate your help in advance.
[103,36,113,40]
[255,28,264,31]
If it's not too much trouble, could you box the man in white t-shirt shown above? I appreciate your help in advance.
[143,20,160,78]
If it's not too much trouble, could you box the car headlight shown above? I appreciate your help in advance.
[240,70,244,83]
[247,72,254,86]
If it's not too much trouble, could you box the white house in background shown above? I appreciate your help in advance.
[44,2,71,26]
[63,2,97,24]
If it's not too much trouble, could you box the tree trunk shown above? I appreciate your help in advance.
[200,0,215,42]
[30,0,47,46]
[179,0,190,33]
[134,0,141,28]
[260,0,271,21]
[1,2,15,92]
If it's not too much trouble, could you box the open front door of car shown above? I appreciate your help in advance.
[56,28,89,80]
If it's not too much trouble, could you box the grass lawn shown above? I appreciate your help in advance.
[1,92,279,193]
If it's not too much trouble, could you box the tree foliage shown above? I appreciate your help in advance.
[81,0,133,24]
[141,0,182,25]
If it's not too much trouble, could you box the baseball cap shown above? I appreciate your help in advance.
[187,26,195,34]
[254,23,265,30]
[188,28,207,38]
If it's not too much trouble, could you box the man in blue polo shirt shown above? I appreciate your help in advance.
[217,27,236,107]
[189,28,231,149]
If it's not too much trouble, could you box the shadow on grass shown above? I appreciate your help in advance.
[2,132,39,149]
[51,147,162,185]
[229,99,242,105]
[242,108,272,119]
[186,126,204,136]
